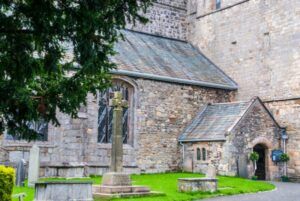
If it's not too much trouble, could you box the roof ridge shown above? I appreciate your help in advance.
[209,100,251,105]
[225,98,257,134]
[123,29,188,43]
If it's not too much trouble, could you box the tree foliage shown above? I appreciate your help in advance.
[280,153,290,162]
[0,0,152,140]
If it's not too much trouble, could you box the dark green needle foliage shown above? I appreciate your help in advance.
[0,0,152,140]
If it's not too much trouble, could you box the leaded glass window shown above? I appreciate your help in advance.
[202,148,207,161]
[216,0,221,9]
[98,80,132,144]
[6,120,48,141]
[197,148,201,161]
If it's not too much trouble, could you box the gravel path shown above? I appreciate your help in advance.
[202,182,300,201]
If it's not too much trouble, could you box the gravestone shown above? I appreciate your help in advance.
[16,159,26,186]
[178,164,218,193]
[206,164,216,179]
[28,145,40,187]
[182,155,193,172]
[238,155,248,178]
[34,181,93,201]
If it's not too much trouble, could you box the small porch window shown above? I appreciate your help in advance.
[197,148,201,160]
[202,148,207,161]
[216,0,221,9]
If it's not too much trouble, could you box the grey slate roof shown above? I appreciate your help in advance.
[110,30,238,90]
[178,101,253,142]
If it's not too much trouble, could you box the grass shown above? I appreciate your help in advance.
[13,173,275,201]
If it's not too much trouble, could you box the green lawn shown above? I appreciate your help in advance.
[13,173,275,201]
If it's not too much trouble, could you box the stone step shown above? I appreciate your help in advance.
[288,177,300,182]
[93,191,164,198]
[93,185,150,194]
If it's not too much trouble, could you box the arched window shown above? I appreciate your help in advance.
[197,148,201,161]
[97,79,133,144]
[202,148,207,161]
[216,0,221,9]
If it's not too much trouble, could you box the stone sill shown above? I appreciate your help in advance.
[2,142,56,148]
[195,162,210,165]
[96,143,134,150]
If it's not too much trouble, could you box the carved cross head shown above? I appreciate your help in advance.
[110,91,128,109]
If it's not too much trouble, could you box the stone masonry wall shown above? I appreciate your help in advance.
[187,0,300,100]
[0,86,138,177]
[134,78,231,173]
[156,0,187,8]
[228,100,281,180]
[127,0,187,40]
[187,0,243,16]
[184,141,224,174]
[266,100,300,179]
[0,76,232,177]
[187,0,300,179]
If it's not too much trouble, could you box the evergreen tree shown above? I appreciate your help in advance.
[0,0,151,140]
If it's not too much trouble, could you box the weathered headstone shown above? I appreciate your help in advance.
[28,145,40,187]
[178,164,218,193]
[206,164,216,179]
[238,155,248,178]
[182,155,193,172]
[16,159,26,186]
[34,181,93,201]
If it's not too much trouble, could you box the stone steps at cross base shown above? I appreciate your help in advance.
[93,185,150,194]
[93,191,164,198]
[92,185,164,198]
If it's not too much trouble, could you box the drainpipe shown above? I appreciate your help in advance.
[179,141,185,171]
[281,128,288,176]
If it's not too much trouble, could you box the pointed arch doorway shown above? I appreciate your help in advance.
[253,144,266,180]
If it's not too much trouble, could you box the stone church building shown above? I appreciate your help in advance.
[0,0,299,181]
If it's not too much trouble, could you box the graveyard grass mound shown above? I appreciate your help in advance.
[13,173,275,201]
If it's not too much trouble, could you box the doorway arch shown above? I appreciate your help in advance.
[253,144,267,180]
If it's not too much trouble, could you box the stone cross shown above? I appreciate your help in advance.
[28,145,40,187]
[16,159,26,187]
[109,91,128,172]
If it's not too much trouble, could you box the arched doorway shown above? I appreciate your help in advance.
[253,144,266,180]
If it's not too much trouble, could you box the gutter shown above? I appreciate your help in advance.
[178,138,226,143]
[110,69,238,90]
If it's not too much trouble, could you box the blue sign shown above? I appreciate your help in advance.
[271,149,283,162]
